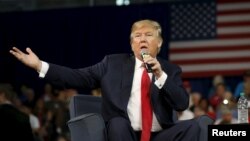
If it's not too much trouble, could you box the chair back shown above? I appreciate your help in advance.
[69,94,102,118]
[68,95,106,141]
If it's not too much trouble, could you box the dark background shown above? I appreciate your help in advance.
[0,1,242,97]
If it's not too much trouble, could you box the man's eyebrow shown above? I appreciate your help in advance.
[134,31,153,34]
[134,32,140,34]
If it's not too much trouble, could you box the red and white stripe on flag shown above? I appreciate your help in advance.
[169,0,250,78]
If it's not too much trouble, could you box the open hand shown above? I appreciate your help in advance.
[10,47,42,72]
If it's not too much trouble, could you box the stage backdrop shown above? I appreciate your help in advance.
[1,0,248,97]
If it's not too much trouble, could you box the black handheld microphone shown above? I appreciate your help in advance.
[140,49,153,73]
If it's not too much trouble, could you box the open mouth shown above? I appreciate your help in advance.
[140,46,148,49]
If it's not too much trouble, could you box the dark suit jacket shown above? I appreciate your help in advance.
[0,104,34,141]
[45,54,189,129]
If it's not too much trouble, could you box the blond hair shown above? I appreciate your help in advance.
[130,19,163,42]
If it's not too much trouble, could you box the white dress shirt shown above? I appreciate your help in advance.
[127,58,167,132]
[39,58,167,132]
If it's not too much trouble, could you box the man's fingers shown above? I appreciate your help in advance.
[146,59,157,66]
[10,47,25,60]
[146,59,161,71]
[12,47,23,54]
[9,49,20,57]
[143,57,153,63]
[151,64,159,70]
[26,47,33,55]
[9,50,15,55]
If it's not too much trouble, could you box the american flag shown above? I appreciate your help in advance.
[169,0,250,78]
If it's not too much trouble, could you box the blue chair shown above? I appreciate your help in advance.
[67,95,106,141]
[67,95,214,141]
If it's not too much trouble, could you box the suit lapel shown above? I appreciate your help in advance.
[121,55,135,111]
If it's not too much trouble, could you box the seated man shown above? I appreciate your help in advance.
[10,19,212,141]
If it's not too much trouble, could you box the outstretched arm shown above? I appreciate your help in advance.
[9,47,42,72]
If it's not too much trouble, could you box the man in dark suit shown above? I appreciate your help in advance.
[10,19,210,141]
[0,84,34,141]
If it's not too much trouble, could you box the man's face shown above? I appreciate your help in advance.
[222,113,233,122]
[130,26,162,60]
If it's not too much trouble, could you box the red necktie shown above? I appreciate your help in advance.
[141,69,153,141]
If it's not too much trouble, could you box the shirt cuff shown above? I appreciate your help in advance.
[38,61,49,78]
[154,72,167,89]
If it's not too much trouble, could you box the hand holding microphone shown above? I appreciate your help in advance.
[140,49,163,78]
[140,49,153,73]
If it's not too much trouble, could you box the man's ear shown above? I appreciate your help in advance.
[157,41,163,53]
[130,38,134,52]
[158,40,163,48]
[131,45,135,52]
[157,47,161,54]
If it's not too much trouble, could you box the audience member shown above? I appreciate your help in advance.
[208,75,231,99]
[234,70,250,98]
[0,83,34,141]
[214,107,237,125]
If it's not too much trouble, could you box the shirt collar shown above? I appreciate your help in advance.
[135,57,144,70]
